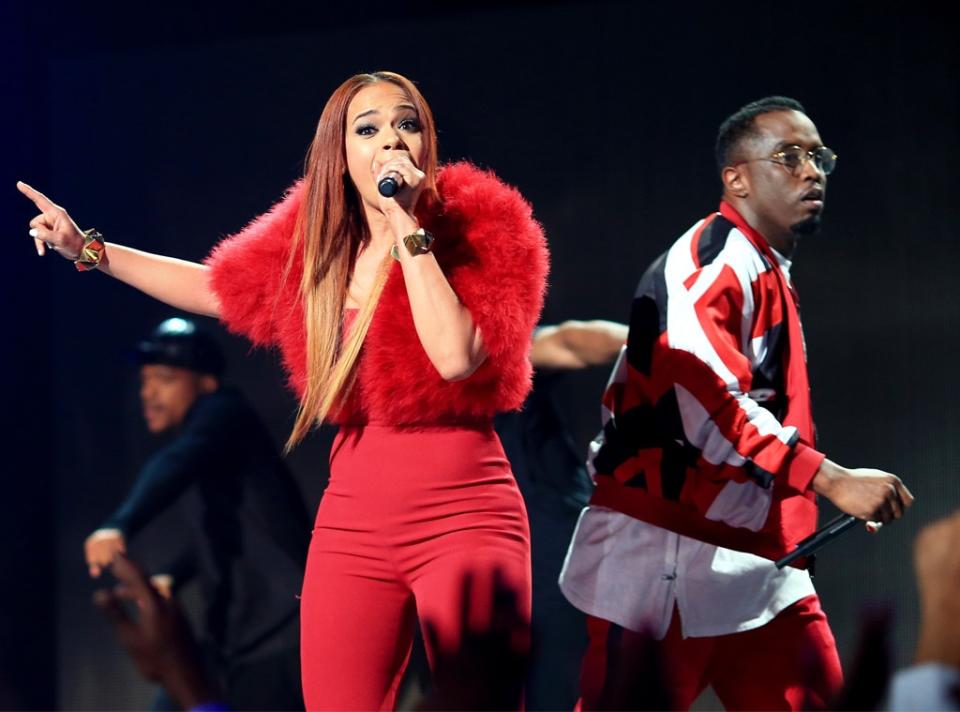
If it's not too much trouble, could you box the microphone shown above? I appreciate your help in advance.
[775,514,858,569]
[378,172,402,198]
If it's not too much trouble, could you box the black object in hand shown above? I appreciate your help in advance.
[776,514,859,569]
[378,173,401,197]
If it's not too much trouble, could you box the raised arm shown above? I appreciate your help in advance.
[17,181,220,318]
[375,161,485,381]
[391,207,485,381]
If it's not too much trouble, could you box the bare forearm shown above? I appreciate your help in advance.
[531,320,628,369]
[377,196,484,380]
[565,320,629,363]
[399,250,485,380]
[16,182,219,318]
[98,243,221,318]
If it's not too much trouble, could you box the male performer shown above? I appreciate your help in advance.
[84,318,309,710]
[559,97,914,710]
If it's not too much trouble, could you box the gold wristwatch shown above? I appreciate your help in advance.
[391,228,435,260]
[75,228,106,272]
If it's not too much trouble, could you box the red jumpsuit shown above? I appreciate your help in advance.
[300,422,531,709]
[205,162,549,710]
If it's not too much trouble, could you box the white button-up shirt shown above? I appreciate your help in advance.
[559,506,815,639]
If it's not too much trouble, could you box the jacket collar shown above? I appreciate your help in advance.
[719,200,779,266]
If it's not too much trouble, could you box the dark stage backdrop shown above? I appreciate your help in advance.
[3,1,957,708]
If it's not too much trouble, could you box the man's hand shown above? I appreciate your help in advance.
[93,555,218,709]
[914,511,960,670]
[84,528,126,578]
[812,459,914,528]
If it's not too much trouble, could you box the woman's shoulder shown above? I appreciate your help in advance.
[434,162,536,227]
[429,162,545,262]
[204,181,305,347]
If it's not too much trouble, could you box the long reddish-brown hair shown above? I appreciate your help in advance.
[284,71,439,451]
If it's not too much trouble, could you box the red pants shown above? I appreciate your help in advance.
[299,425,531,710]
[580,595,843,711]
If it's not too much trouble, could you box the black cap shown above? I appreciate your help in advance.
[135,318,225,377]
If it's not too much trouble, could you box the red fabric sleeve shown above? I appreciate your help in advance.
[203,182,303,347]
[784,442,826,493]
[670,256,820,493]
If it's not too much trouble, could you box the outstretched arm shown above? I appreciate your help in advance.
[85,395,235,577]
[17,181,220,317]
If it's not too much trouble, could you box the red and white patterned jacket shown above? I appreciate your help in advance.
[587,201,824,563]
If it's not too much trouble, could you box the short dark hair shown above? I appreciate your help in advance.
[715,96,806,172]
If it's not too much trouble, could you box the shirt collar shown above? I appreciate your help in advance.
[770,246,792,275]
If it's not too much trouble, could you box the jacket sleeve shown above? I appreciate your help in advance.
[665,245,824,493]
[204,183,303,347]
[101,394,240,537]
[436,163,549,380]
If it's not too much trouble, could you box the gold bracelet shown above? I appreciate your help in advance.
[390,228,435,261]
[75,229,106,272]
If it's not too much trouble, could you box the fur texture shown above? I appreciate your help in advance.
[205,162,549,424]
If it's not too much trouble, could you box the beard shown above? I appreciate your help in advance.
[790,214,822,236]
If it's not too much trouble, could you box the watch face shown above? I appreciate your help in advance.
[404,229,434,255]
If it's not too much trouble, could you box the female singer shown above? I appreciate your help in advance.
[19,71,548,709]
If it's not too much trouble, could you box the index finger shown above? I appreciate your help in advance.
[16,181,57,213]
[397,156,423,171]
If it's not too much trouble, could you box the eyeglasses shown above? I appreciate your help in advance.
[744,145,838,176]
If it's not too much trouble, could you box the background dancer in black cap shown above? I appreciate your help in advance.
[84,317,309,711]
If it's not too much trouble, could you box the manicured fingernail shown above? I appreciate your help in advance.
[29,228,38,238]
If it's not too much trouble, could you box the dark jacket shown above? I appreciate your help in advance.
[104,388,309,662]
